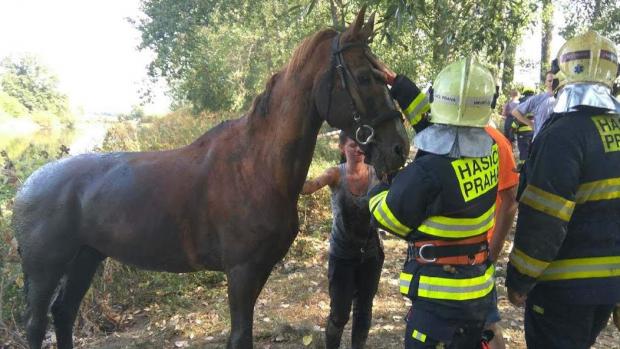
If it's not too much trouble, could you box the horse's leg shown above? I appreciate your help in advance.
[23,268,65,349]
[226,262,274,349]
[51,247,105,349]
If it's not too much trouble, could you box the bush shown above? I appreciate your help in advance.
[29,110,62,129]
[137,109,234,151]
[100,121,141,152]
[0,91,27,117]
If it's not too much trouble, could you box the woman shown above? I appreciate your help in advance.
[302,131,383,349]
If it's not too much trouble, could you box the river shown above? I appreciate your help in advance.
[0,117,112,172]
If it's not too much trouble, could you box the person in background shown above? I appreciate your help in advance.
[511,72,556,139]
[301,132,383,349]
[502,89,520,142]
[511,87,535,167]
[369,57,498,348]
[507,30,620,348]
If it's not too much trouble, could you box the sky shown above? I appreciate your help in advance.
[0,1,567,116]
[0,0,170,115]
[514,7,567,88]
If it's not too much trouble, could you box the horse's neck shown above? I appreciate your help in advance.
[247,78,323,198]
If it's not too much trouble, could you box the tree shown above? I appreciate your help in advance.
[135,0,537,113]
[135,0,329,113]
[560,0,620,42]
[540,0,553,80]
[0,54,69,116]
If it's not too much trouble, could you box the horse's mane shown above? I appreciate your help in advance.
[287,28,337,75]
[248,28,338,118]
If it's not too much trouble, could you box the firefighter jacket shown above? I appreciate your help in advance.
[513,95,534,135]
[507,109,620,304]
[513,113,534,135]
[389,75,431,133]
[369,75,498,319]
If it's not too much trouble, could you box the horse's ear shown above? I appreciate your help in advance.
[360,12,375,42]
[350,6,367,36]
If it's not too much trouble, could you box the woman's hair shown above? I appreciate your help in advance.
[338,131,348,164]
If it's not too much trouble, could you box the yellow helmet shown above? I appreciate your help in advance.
[522,86,536,95]
[556,30,618,88]
[430,57,496,127]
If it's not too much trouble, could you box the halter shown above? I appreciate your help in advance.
[325,33,400,147]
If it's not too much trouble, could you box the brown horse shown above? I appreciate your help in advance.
[13,9,409,349]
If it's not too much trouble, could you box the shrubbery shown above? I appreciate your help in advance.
[0,55,75,129]
[0,91,28,118]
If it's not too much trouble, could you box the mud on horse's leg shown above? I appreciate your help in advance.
[225,262,274,349]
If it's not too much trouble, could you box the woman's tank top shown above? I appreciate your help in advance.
[329,163,382,259]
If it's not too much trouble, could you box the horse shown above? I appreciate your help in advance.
[13,8,409,349]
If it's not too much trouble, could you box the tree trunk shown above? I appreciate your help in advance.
[502,40,517,93]
[540,0,554,81]
[329,0,340,29]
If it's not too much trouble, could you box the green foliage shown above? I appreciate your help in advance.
[137,109,234,150]
[375,0,537,75]
[0,91,28,117]
[117,105,146,122]
[100,121,141,152]
[559,0,620,42]
[136,1,329,113]
[135,0,538,112]
[0,55,69,116]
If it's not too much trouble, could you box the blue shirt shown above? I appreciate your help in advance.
[515,92,555,137]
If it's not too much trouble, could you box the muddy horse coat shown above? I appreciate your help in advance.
[13,9,409,349]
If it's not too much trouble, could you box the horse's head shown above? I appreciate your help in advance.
[314,8,409,177]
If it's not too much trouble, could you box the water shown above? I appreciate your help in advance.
[0,118,110,181]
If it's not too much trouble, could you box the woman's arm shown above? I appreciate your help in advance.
[301,167,340,195]
[489,185,518,261]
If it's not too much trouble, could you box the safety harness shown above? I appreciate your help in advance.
[410,234,489,265]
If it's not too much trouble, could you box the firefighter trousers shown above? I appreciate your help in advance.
[524,287,615,349]
[404,306,485,349]
[516,132,532,163]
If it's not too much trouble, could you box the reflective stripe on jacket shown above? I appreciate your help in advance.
[368,148,498,309]
[389,75,430,132]
[507,112,620,304]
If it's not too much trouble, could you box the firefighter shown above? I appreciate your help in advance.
[369,57,498,348]
[506,31,620,348]
[512,87,535,166]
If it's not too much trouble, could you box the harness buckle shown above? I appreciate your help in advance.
[417,244,437,263]
[356,125,375,145]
